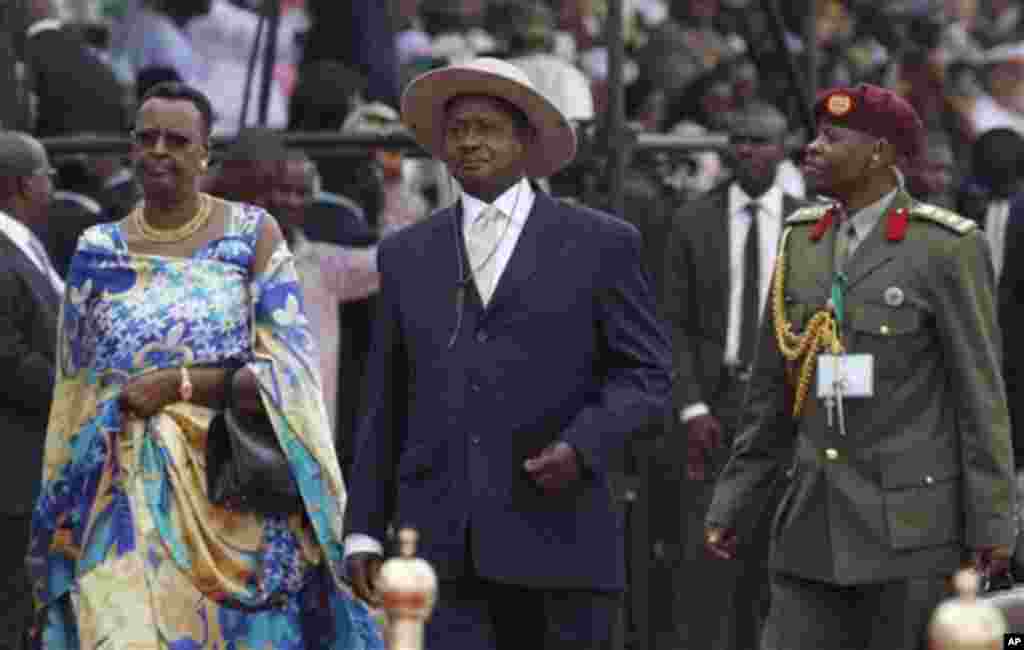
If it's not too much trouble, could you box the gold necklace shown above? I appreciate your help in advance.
[134,193,212,243]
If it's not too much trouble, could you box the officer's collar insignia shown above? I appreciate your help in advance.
[886,207,910,241]
[825,92,854,118]
[810,206,838,241]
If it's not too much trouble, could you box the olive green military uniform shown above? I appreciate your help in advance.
[707,191,1016,649]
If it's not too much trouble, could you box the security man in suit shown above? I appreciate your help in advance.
[0,131,61,650]
[702,84,1016,650]
[663,102,804,650]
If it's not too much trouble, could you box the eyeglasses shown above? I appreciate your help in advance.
[131,129,196,152]
[32,167,57,180]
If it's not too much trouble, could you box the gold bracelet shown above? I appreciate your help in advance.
[179,366,194,402]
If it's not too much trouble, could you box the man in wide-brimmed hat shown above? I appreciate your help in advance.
[344,57,672,649]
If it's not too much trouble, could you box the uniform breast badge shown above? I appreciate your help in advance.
[884,286,904,307]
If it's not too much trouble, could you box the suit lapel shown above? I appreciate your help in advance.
[0,234,60,318]
[481,191,564,320]
[843,192,913,290]
[439,202,492,318]
[707,191,731,335]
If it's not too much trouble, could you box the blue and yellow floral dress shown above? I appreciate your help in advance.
[27,201,382,650]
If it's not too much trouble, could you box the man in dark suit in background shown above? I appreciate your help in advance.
[956,128,1024,286]
[661,102,803,650]
[0,131,62,650]
[1000,191,1024,576]
[344,57,672,650]
[300,0,400,108]
[18,0,128,138]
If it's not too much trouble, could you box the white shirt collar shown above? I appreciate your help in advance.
[461,178,534,226]
[103,167,134,190]
[728,183,784,219]
[0,208,65,294]
[27,19,62,39]
[0,208,35,243]
[53,190,103,216]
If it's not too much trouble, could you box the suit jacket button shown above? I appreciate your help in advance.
[470,383,481,393]
[471,436,481,445]
[476,330,489,343]
[825,448,839,461]
[923,475,934,485]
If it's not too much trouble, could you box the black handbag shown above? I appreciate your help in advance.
[205,367,303,514]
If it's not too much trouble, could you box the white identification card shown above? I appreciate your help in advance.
[817,354,874,398]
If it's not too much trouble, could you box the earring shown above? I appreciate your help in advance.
[200,159,208,171]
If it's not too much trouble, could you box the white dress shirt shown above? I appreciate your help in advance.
[681,183,784,422]
[985,199,1010,281]
[343,178,536,560]
[461,178,536,292]
[186,0,294,133]
[0,209,64,295]
[723,184,784,366]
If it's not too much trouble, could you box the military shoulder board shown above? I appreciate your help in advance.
[910,203,976,235]
[785,203,831,225]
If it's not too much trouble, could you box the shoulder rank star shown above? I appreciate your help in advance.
[886,207,910,241]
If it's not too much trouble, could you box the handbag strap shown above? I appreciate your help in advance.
[223,363,245,413]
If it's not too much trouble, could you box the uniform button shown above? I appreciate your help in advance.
[923,475,934,485]
[880,325,890,335]
[476,330,489,343]
[825,448,839,461]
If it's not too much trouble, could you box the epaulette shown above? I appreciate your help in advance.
[785,204,830,225]
[910,203,976,235]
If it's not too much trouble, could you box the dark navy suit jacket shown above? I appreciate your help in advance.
[346,190,672,591]
[0,233,59,515]
[999,193,1024,464]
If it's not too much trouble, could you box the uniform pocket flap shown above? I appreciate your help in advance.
[884,477,962,550]
[851,302,923,336]
[881,441,960,489]
[882,439,962,550]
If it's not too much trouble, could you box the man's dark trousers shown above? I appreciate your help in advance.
[0,514,32,650]
[674,369,780,650]
[425,526,621,650]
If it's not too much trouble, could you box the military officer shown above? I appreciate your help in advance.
[702,83,1017,650]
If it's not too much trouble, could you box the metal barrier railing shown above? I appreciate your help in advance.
[39,130,732,158]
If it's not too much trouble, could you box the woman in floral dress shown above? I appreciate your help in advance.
[27,81,382,649]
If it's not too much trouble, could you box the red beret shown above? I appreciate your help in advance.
[813,83,925,162]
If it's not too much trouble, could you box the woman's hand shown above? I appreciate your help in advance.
[119,368,182,418]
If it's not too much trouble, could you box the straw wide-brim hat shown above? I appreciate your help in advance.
[400,57,577,178]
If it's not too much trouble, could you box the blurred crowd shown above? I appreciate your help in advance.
[2,0,1022,280]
